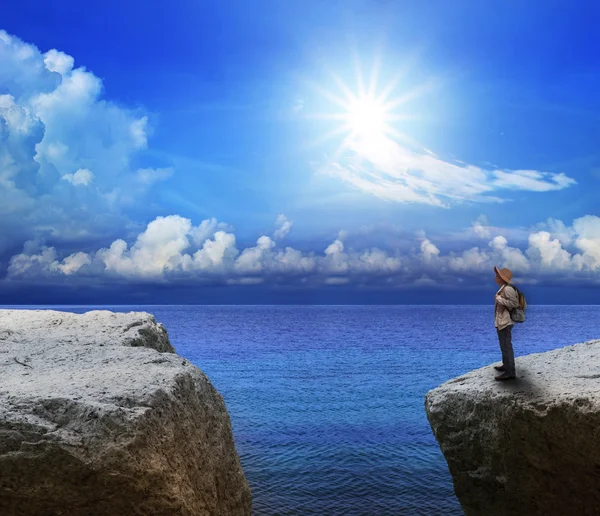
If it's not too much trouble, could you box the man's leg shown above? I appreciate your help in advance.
[500,325,516,376]
[497,327,508,368]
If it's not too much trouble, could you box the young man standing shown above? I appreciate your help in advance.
[493,266,520,381]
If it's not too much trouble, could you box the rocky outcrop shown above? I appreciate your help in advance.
[425,339,600,516]
[0,309,251,516]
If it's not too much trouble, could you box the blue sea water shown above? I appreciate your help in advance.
[6,304,600,515]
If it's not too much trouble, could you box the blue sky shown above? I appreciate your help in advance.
[1,0,600,303]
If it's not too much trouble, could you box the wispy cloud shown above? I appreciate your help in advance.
[136,167,174,185]
[491,169,575,191]
[273,214,293,240]
[317,136,576,206]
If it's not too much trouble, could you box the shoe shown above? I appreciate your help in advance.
[495,372,516,381]
[494,365,505,371]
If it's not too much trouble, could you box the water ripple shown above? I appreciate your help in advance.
[26,304,600,515]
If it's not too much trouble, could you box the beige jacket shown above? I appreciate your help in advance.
[495,284,520,330]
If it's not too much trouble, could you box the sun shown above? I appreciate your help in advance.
[345,96,389,138]
[303,56,432,155]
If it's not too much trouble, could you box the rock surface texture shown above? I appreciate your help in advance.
[0,309,251,516]
[425,339,600,516]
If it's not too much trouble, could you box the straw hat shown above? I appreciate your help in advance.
[494,266,513,283]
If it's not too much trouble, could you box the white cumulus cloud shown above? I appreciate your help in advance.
[0,30,168,252]
[6,213,600,288]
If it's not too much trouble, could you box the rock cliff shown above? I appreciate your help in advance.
[425,339,600,516]
[0,309,251,516]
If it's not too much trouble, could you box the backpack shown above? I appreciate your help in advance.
[508,284,527,323]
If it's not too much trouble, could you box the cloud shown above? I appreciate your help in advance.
[317,135,576,207]
[447,246,490,272]
[492,169,576,192]
[62,168,94,186]
[526,231,574,271]
[538,218,577,247]
[7,246,60,277]
[44,49,74,75]
[189,217,233,247]
[0,30,166,252]
[11,213,600,288]
[273,213,293,240]
[572,215,600,265]
[235,235,276,274]
[136,167,173,185]
[95,215,197,278]
[472,215,491,239]
[58,251,91,274]
[420,238,440,263]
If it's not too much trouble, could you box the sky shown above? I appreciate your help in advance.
[1,0,600,304]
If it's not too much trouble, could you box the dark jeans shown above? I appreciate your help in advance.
[497,325,515,376]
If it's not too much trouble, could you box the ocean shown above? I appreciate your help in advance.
[6,304,600,515]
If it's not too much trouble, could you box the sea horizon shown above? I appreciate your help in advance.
[2,303,599,307]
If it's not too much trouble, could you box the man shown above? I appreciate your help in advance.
[493,266,520,381]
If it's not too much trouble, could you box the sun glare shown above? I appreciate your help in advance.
[304,56,431,157]
[345,97,388,138]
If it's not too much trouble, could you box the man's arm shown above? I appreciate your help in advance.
[495,286,520,309]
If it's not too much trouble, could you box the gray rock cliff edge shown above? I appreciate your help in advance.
[425,339,600,516]
[0,309,251,516]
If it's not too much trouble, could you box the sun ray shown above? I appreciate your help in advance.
[386,127,425,149]
[352,50,367,99]
[383,78,440,111]
[317,68,358,108]
[387,113,420,122]
[374,48,425,104]
[304,79,352,111]
[367,51,382,100]
[301,124,354,153]
[303,112,349,121]
[305,52,435,158]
